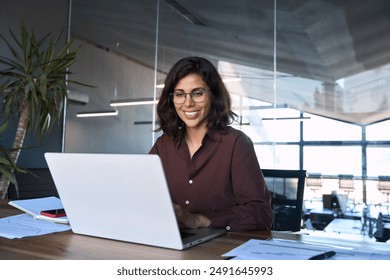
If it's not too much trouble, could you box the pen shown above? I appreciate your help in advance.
[308,250,336,260]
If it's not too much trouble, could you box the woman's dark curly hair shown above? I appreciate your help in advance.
[155,56,238,141]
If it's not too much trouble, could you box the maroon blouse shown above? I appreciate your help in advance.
[149,126,273,232]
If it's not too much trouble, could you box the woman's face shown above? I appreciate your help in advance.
[173,73,211,130]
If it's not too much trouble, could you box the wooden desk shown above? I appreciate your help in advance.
[1,199,390,259]
[0,200,272,259]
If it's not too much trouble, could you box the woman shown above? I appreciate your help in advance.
[149,56,272,232]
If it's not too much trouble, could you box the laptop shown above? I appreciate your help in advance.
[44,152,226,250]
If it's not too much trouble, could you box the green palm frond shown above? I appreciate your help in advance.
[0,21,93,198]
[0,21,91,139]
[0,144,27,198]
[0,145,25,183]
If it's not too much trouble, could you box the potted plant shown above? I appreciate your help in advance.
[0,22,85,199]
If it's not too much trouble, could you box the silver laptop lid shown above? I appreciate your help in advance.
[45,153,184,250]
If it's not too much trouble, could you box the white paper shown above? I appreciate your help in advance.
[0,214,71,239]
[8,196,69,224]
[222,238,390,260]
[222,239,325,260]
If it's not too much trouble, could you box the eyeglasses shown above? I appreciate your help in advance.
[169,88,210,104]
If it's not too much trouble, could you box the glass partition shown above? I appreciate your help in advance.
[274,0,390,208]
[67,0,390,208]
[67,0,159,153]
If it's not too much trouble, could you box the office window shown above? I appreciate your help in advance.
[231,94,272,143]
[258,108,301,142]
[303,146,361,175]
[366,179,385,206]
[366,120,390,141]
[366,147,390,177]
[230,94,269,108]
[237,124,269,143]
[261,120,301,142]
[255,144,299,170]
[303,114,361,141]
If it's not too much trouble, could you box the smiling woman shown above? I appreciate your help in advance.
[171,74,211,145]
[149,56,273,232]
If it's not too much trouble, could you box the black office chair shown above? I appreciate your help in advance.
[262,169,307,232]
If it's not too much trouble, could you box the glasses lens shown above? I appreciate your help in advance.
[172,91,185,103]
[171,88,208,104]
[191,89,205,102]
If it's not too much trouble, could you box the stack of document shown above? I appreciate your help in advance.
[8,196,69,224]
[0,196,71,239]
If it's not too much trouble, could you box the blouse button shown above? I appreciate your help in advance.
[189,179,193,184]
[185,200,190,205]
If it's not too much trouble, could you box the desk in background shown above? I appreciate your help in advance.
[1,199,390,260]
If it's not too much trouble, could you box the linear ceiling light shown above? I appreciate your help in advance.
[261,117,311,121]
[110,98,158,107]
[156,83,165,88]
[76,110,118,118]
[222,77,242,83]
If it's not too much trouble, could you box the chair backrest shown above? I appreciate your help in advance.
[378,176,390,193]
[262,169,307,232]
[338,174,355,192]
[306,173,322,190]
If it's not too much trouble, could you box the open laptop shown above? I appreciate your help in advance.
[44,152,226,250]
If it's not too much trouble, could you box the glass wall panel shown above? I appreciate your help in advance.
[303,146,362,175]
[230,95,271,143]
[157,0,275,168]
[367,147,390,177]
[258,108,301,142]
[263,119,301,142]
[303,114,362,141]
[255,144,299,170]
[67,0,158,153]
[67,0,390,207]
[274,0,390,206]
[366,120,390,141]
[275,0,390,128]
